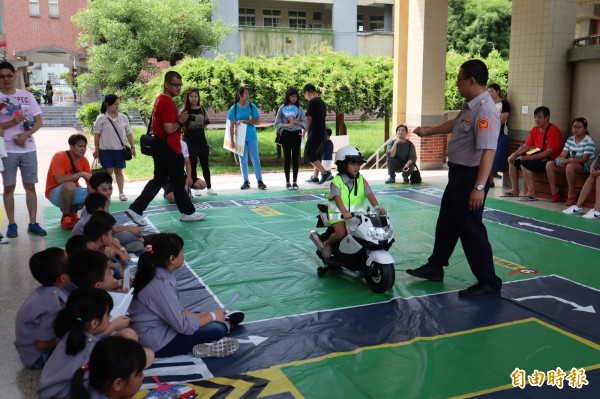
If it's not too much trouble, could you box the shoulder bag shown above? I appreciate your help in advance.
[140,111,157,156]
[106,115,132,161]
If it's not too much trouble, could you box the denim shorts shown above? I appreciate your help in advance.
[49,184,88,209]
[1,152,38,186]
[99,149,126,169]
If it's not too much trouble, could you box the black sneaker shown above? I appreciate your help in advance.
[406,264,444,282]
[286,182,292,190]
[241,181,250,190]
[385,178,396,184]
[257,180,267,190]
[319,171,333,184]
[458,282,501,298]
[292,182,299,190]
[306,176,319,183]
[225,310,245,328]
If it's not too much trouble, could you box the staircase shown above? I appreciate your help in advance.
[39,105,146,129]
[40,105,82,129]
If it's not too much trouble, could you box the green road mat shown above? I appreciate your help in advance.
[43,184,600,398]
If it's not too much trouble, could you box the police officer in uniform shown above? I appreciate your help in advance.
[407,59,502,298]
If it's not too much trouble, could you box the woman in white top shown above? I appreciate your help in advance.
[93,95,135,201]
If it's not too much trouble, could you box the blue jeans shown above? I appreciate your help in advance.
[240,140,262,182]
[155,322,228,357]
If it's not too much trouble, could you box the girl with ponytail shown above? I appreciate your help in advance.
[130,233,243,358]
[38,288,117,399]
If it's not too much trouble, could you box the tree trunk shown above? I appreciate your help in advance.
[335,113,347,136]
[384,111,390,142]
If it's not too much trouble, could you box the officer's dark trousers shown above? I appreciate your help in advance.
[427,162,502,290]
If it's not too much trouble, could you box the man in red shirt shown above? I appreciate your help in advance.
[504,106,563,201]
[126,71,205,225]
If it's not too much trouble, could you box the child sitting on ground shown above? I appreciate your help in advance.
[87,173,144,252]
[71,192,108,237]
[307,128,334,184]
[322,146,386,258]
[38,288,123,399]
[65,234,97,256]
[84,211,131,277]
[129,233,243,358]
[69,249,121,292]
[69,336,146,399]
[14,248,70,368]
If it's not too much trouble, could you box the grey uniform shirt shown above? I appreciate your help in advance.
[14,285,67,367]
[129,267,200,352]
[447,90,500,167]
[38,331,101,399]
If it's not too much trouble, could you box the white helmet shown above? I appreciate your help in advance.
[335,146,366,166]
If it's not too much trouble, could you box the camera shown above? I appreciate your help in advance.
[187,114,196,122]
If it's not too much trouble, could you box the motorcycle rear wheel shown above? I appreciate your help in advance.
[365,262,395,293]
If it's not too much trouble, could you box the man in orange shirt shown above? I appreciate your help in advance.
[45,134,91,229]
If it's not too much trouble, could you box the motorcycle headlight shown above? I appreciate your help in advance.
[367,226,393,241]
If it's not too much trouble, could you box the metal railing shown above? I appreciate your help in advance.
[573,33,600,47]
[364,136,395,169]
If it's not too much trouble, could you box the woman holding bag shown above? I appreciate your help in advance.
[93,94,135,201]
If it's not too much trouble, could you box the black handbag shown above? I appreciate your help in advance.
[410,165,422,184]
[106,116,133,160]
[140,112,157,156]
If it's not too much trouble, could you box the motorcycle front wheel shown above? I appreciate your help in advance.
[365,262,395,293]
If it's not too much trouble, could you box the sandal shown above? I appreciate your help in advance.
[550,192,560,202]
[119,193,128,201]
[564,197,577,206]
[500,192,519,197]
[519,195,538,202]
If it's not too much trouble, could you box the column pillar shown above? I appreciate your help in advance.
[211,0,240,57]
[394,0,449,169]
[332,0,358,55]
[507,0,576,144]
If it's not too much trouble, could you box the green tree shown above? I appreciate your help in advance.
[444,50,509,110]
[72,0,230,93]
[448,0,512,58]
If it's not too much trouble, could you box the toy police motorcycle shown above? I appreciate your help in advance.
[309,148,396,293]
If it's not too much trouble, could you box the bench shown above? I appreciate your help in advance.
[526,172,596,208]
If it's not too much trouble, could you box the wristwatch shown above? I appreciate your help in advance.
[475,184,485,191]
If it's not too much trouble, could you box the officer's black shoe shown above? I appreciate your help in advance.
[406,264,443,282]
[458,282,501,298]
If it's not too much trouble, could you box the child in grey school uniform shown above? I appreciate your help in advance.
[69,336,146,399]
[38,288,119,399]
[14,248,70,368]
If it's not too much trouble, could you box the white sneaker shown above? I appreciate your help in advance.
[194,189,202,196]
[206,188,217,195]
[192,337,239,358]
[583,209,600,220]
[0,234,8,244]
[180,212,206,222]
[125,209,148,226]
[563,205,583,215]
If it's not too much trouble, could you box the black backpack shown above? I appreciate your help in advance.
[410,165,422,184]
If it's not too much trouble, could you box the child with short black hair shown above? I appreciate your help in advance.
[71,192,108,237]
[84,211,131,277]
[38,288,120,398]
[65,234,97,256]
[69,249,119,291]
[70,336,146,399]
[14,248,70,368]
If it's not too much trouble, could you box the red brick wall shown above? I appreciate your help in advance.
[4,1,86,61]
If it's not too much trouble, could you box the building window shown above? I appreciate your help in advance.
[29,0,40,17]
[289,11,307,29]
[49,0,59,18]
[313,12,322,21]
[357,15,364,32]
[263,9,281,27]
[370,15,384,31]
[239,8,255,26]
